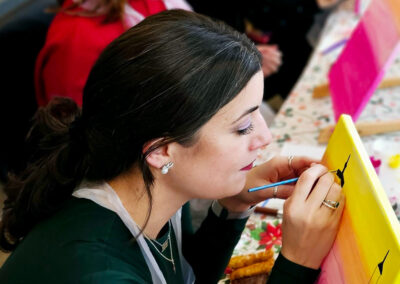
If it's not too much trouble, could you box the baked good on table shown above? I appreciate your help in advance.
[226,250,275,283]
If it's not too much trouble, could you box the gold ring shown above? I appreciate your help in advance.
[322,199,339,210]
[273,186,278,198]
[288,155,294,172]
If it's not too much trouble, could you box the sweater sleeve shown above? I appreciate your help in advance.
[181,203,248,283]
[267,253,321,284]
[34,12,123,106]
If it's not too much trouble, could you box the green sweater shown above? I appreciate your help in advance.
[1,197,320,283]
[0,197,247,283]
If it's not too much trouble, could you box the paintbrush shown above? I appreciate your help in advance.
[248,170,337,193]
[254,206,283,218]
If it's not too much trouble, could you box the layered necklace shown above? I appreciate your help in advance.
[144,220,176,273]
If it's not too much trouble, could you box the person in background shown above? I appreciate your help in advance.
[1,10,344,283]
[189,0,341,105]
[34,0,192,106]
[188,0,341,219]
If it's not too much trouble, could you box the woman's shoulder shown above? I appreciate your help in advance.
[0,197,151,283]
[15,197,131,249]
[45,197,131,242]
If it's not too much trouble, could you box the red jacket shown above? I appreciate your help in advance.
[35,0,167,106]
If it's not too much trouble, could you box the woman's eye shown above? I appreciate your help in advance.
[237,123,254,135]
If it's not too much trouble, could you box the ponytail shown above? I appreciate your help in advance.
[0,97,87,252]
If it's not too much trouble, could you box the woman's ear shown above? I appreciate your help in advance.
[143,139,170,169]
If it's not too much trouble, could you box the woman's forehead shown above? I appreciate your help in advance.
[210,72,264,123]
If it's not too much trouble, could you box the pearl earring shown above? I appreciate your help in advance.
[161,162,174,174]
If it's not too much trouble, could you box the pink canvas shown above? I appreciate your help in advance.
[328,0,400,122]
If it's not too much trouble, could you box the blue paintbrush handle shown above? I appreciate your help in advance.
[248,177,299,192]
[248,170,337,193]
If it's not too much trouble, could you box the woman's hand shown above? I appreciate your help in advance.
[281,164,344,269]
[219,155,317,212]
[316,0,341,9]
[219,158,344,270]
[257,44,282,77]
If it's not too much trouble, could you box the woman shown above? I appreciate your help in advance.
[188,0,340,101]
[35,0,192,106]
[1,10,344,283]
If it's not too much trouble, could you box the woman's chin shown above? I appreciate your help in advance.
[197,176,246,200]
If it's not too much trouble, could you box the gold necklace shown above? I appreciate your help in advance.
[151,235,169,252]
[145,221,176,272]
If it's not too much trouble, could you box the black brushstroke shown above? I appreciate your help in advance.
[378,250,389,275]
[335,154,351,187]
[368,250,390,284]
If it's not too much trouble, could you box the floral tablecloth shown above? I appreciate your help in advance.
[233,2,400,261]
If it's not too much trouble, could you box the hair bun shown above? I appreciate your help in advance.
[47,96,81,126]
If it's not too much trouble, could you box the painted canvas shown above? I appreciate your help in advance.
[328,0,400,122]
[316,115,400,283]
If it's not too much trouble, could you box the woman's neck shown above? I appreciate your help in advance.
[108,168,186,239]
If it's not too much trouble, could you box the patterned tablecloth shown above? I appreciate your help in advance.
[231,2,400,264]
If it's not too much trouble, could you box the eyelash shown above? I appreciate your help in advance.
[237,123,254,135]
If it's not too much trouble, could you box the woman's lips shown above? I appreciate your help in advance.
[240,161,255,171]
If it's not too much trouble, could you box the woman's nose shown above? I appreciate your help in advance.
[250,112,272,151]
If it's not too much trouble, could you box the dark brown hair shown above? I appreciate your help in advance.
[0,10,261,251]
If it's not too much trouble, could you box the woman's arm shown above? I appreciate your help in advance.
[181,202,249,283]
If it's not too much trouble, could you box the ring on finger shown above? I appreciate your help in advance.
[322,199,340,210]
[288,155,294,172]
[273,186,278,198]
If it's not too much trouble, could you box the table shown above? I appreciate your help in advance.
[231,1,400,261]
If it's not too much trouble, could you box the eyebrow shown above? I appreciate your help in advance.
[232,106,259,124]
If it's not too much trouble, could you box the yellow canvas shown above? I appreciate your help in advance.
[316,115,400,283]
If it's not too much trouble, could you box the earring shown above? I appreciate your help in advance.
[161,162,174,174]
